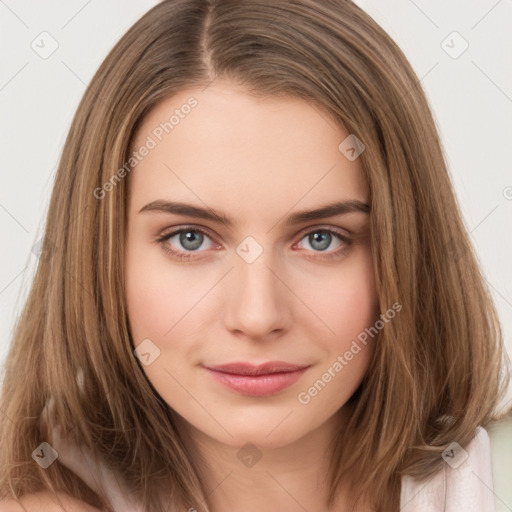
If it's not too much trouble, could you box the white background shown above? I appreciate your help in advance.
[1,1,511,405]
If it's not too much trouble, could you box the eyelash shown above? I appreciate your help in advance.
[156,225,353,261]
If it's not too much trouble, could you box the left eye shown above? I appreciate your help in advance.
[296,229,348,252]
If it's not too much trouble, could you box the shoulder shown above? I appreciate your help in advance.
[0,491,101,512]
[400,426,496,511]
[488,412,512,511]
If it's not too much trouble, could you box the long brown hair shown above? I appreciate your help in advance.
[1,0,509,510]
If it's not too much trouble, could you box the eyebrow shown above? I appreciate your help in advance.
[138,199,370,226]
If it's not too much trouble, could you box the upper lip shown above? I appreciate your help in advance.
[204,361,310,376]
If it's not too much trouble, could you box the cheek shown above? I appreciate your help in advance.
[125,241,209,343]
[305,246,379,353]
[296,251,378,412]
[124,245,205,405]
[125,257,173,343]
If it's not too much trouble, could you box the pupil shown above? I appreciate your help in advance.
[310,232,331,251]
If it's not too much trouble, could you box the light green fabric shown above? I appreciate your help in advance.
[488,412,512,512]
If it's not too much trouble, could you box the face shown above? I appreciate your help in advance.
[125,80,379,450]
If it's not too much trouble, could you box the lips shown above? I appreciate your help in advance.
[203,361,311,396]
[206,361,309,375]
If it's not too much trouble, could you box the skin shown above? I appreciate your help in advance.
[123,80,379,512]
[0,492,101,512]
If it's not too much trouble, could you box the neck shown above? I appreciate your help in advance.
[174,405,371,512]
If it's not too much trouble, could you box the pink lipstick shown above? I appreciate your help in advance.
[203,361,310,396]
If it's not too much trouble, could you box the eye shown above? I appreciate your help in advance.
[294,227,352,260]
[156,225,353,261]
[156,227,220,260]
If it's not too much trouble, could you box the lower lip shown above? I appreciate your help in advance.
[204,367,309,396]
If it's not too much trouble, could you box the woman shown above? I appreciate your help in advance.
[0,0,510,510]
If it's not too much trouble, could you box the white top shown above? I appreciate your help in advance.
[400,427,496,511]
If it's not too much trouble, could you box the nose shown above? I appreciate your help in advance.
[222,249,293,341]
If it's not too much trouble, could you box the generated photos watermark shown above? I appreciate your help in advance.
[93,96,198,200]
[297,301,402,405]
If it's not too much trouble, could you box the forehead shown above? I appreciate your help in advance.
[128,81,368,220]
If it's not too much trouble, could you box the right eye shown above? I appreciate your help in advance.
[156,226,221,260]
